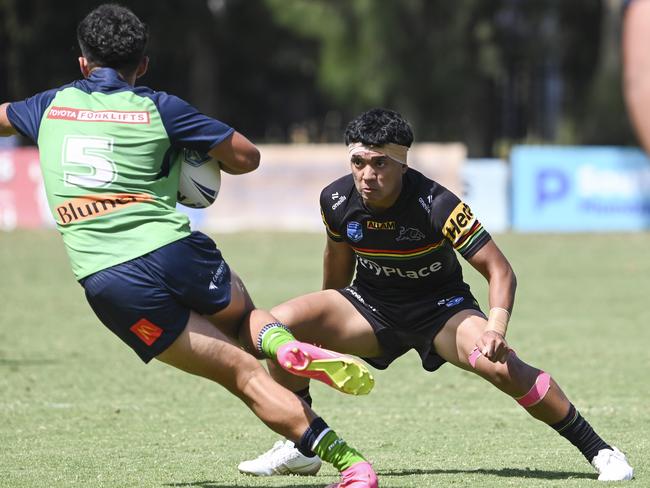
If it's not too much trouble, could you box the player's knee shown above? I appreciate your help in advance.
[485,360,513,389]
[269,302,295,327]
[515,370,551,408]
[480,354,538,397]
[499,353,552,406]
[507,354,549,396]
[234,354,268,393]
[236,313,265,358]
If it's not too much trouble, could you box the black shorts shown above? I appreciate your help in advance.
[80,231,231,363]
[339,285,483,372]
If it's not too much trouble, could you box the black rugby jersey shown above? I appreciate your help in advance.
[320,168,491,299]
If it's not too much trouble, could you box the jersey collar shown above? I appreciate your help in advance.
[86,67,131,91]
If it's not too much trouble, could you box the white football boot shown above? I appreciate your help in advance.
[238,440,322,476]
[591,447,634,481]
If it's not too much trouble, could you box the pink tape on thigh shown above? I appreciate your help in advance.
[468,347,482,368]
[516,371,551,408]
[468,347,516,368]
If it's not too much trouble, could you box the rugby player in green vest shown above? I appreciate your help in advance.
[238,108,634,482]
[0,5,377,487]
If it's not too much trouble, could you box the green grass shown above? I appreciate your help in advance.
[0,230,648,487]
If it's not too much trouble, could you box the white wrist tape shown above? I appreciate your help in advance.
[486,307,510,336]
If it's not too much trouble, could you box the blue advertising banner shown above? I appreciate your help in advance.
[511,146,650,231]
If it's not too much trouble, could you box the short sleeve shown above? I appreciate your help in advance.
[320,187,343,242]
[153,92,234,153]
[431,186,491,259]
[6,88,62,142]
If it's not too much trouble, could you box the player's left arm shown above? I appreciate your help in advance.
[0,103,18,137]
[466,239,517,363]
[467,239,516,315]
[154,92,259,174]
[208,131,260,175]
[433,187,516,363]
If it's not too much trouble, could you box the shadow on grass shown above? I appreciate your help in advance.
[163,467,594,488]
[165,481,325,488]
[380,467,594,480]
[0,358,59,366]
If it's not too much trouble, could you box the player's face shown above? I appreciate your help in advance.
[350,152,407,211]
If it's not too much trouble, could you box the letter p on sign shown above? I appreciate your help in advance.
[536,169,569,208]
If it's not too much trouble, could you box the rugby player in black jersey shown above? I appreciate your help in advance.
[238,108,633,481]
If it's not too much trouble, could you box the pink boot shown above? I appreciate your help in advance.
[326,461,379,488]
[277,341,374,395]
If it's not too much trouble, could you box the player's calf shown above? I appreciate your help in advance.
[469,347,634,481]
[468,347,539,397]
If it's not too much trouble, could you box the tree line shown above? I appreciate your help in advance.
[0,0,635,156]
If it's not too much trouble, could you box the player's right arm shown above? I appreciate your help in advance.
[319,180,355,290]
[623,0,650,155]
[322,237,355,289]
[208,131,260,175]
[0,103,18,136]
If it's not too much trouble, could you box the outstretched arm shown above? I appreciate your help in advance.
[0,103,18,137]
[623,0,650,155]
[208,131,260,175]
[466,239,517,362]
[322,237,355,290]
[467,239,516,313]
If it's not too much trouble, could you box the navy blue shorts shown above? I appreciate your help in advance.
[80,231,231,363]
[339,285,483,372]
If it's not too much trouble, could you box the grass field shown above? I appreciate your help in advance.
[1,230,648,488]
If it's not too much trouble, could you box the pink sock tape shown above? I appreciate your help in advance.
[516,371,551,408]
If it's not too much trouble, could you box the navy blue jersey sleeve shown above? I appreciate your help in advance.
[430,184,491,259]
[6,88,63,142]
[151,92,234,153]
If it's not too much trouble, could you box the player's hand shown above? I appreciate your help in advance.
[476,330,509,363]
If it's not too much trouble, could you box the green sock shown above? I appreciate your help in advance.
[259,324,296,358]
[313,430,366,472]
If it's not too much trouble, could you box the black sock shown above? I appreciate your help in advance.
[551,403,611,462]
[297,417,328,457]
[295,387,313,407]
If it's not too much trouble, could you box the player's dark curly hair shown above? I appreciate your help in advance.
[344,108,414,147]
[77,4,148,73]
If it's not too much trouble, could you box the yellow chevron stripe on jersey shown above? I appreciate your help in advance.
[454,220,486,254]
[321,209,342,239]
